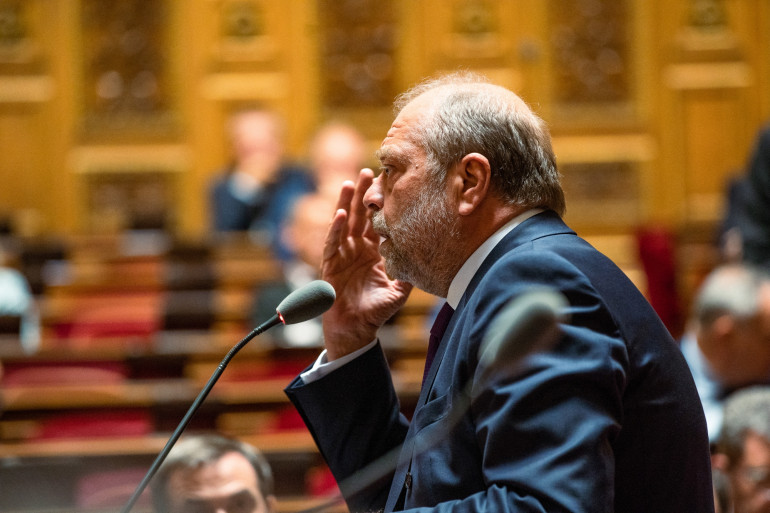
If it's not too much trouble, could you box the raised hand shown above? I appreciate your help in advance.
[321,168,413,360]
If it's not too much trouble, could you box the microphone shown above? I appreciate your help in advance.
[120,280,336,513]
[478,287,568,375]
[299,287,569,513]
[277,280,336,325]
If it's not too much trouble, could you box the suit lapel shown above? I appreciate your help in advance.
[384,210,574,511]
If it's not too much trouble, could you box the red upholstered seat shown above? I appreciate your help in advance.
[33,410,153,440]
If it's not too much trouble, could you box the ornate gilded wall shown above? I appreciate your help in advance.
[0,0,768,239]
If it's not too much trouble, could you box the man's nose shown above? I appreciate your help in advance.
[363,174,383,211]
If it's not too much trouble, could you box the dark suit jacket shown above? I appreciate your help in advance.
[721,123,770,267]
[285,211,714,513]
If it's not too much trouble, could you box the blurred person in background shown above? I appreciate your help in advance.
[308,121,368,200]
[252,193,336,347]
[209,107,315,259]
[713,386,770,513]
[0,243,40,353]
[680,263,770,443]
[720,123,770,268]
[151,434,276,513]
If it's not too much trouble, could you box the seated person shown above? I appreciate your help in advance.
[719,123,770,268]
[0,244,40,353]
[151,434,276,513]
[252,194,335,347]
[713,386,770,513]
[680,263,770,442]
[209,107,315,259]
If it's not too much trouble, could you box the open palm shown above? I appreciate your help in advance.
[321,169,412,360]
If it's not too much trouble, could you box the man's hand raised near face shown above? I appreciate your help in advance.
[321,168,413,360]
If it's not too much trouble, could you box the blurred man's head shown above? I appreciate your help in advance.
[693,264,770,388]
[151,435,276,513]
[310,122,367,198]
[715,387,770,513]
[282,194,336,269]
[228,109,286,182]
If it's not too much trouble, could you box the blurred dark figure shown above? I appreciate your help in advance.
[720,123,770,268]
[252,194,335,347]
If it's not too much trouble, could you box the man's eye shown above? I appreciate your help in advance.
[378,167,391,176]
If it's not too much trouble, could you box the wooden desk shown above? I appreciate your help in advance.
[0,430,318,460]
[0,431,328,512]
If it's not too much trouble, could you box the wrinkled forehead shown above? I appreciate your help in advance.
[375,136,425,168]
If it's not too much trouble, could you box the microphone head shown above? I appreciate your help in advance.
[276,280,336,325]
[478,288,569,371]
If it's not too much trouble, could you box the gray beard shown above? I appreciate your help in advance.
[372,184,460,297]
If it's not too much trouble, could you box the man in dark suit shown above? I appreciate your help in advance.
[720,123,770,268]
[209,108,315,259]
[285,72,714,512]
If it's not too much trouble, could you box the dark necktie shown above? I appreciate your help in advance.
[422,302,455,386]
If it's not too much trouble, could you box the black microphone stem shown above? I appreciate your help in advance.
[121,314,282,513]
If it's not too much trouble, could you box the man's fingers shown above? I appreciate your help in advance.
[323,208,348,262]
[349,168,374,238]
[335,180,356,214]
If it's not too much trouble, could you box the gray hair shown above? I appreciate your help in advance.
[150,434,274,512]
[717,386,770,466]
[393,71,565,215]
[693,264,770,327]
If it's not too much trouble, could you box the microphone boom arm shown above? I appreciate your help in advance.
[120,314,281,513]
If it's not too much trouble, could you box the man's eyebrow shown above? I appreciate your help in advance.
[181,489,256,507]
[374,147,389,163]
[375,147,404,165]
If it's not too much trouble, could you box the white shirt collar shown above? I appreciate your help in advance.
[229,170,263,202]
[445,209,543,308]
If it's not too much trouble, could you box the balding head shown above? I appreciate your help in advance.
[392,72,565,215]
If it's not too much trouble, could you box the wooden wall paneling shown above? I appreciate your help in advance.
[77,0,180,143]
[193,0,318,236]
[680,86,754,224]
[759,0,770,119]
[544,0,641,131]
[410,0,525,93]
[175,0,216,235]
[68,145,190,233]
[539,0,656,237]
[725,0,770,123]
[285,0,319,157]
[555,134,656,233]
[658,0,762,228]
[199,0,312,154]
[0,108,46,233]
[309,0,402,147]
[0,0,70,235]
[0,0,767,239]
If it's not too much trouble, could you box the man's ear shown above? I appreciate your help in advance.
[453,152,491,216]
